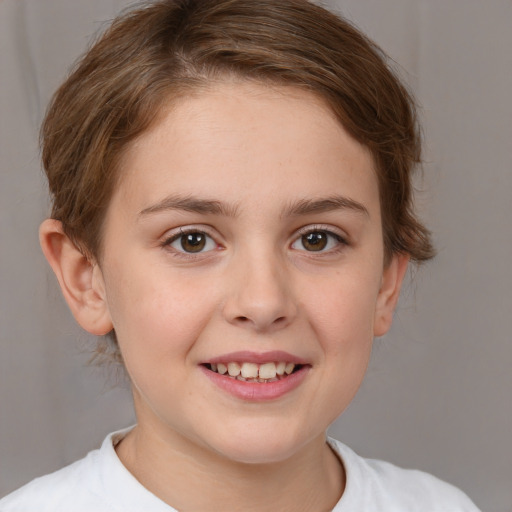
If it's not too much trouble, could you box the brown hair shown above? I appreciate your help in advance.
[41,0,434,360]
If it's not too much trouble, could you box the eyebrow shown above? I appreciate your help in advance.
[139,194,369,218]
[139,194,240,217]
[282,196,369,218]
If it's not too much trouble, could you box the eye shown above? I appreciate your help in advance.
[166,230,217,254]
[291,229,346,252]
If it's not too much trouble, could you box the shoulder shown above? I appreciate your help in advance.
[0,449,107,512]
[0,427,173,512]
[328,438,481,512]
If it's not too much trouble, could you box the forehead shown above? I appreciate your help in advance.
[113,82,379,218]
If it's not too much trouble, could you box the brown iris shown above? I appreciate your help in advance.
[302,231,328,251]
[180,232,207,253]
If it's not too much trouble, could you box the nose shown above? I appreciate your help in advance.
[222,249,297,333]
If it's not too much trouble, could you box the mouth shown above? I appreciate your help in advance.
[200,351,310,400]
[202,361,304,383]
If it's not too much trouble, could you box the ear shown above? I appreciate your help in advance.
[39,219,113,336]
[373,253,409,337]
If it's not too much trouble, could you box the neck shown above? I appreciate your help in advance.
[116,422,345,512]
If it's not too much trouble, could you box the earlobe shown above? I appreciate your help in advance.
[373,253,409,337]
[39,219,113,336]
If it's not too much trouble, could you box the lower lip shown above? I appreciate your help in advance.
[200,366,310,401]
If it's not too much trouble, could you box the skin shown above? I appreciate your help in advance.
[40,82,408,512]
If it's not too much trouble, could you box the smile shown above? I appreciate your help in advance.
[200,351,310,401]
[205,361,300,382]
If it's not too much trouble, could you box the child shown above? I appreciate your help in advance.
[0,0,481,510]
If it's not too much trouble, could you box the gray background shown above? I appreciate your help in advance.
[1,1,510,510]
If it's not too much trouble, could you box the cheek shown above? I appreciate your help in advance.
[301,265,382,397]
[311,271,381,405]
[307,269,381,339]
[103,263,218,361]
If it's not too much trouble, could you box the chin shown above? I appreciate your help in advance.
[201,420,315,465]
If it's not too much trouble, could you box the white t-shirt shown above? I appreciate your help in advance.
[0,427,480,512]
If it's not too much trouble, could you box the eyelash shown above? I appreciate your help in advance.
[161,228,219,259]
[292,225,348,254]
[161,225,348,258]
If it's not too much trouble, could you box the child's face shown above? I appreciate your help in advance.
[95,82,406,463]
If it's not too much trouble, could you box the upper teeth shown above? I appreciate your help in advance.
[211,361,296,379]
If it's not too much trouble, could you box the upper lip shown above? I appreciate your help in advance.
[203,350,309,365]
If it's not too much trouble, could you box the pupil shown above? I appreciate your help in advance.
[181,233,206,252]
[303,232,327,251]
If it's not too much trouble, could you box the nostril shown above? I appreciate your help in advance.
[235,315,286,325]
